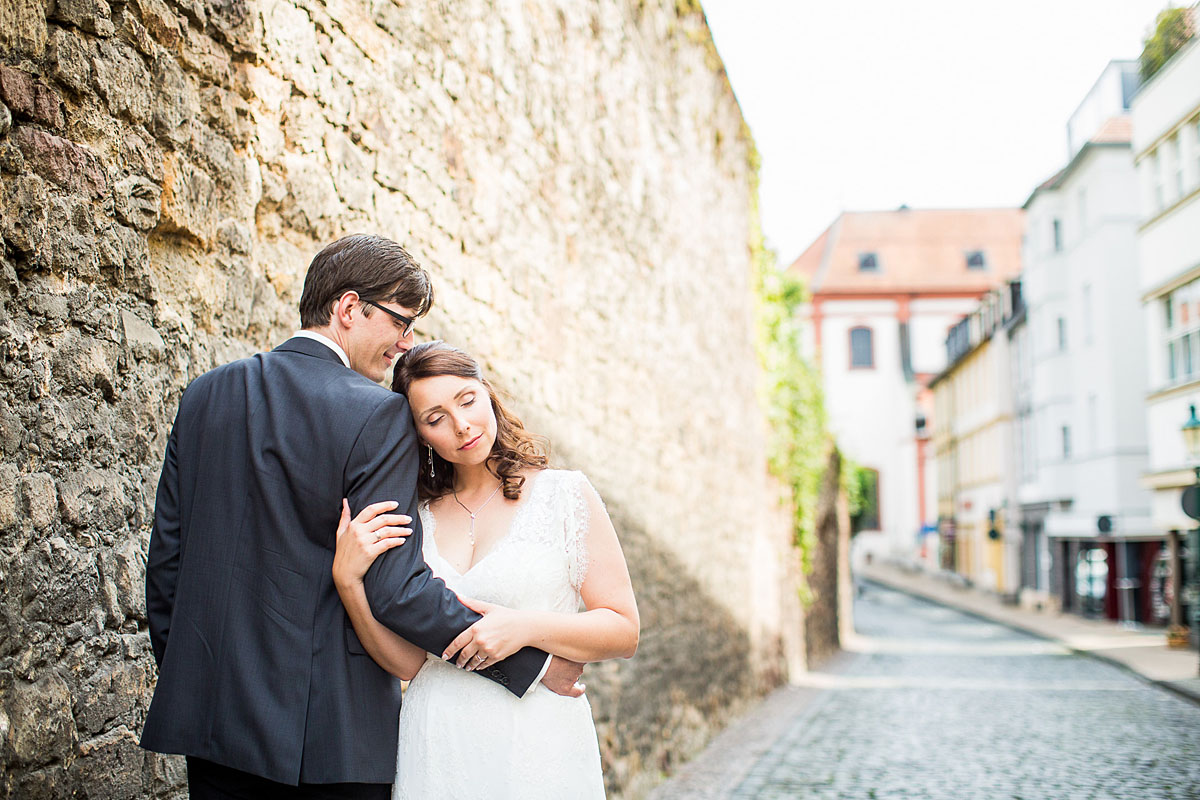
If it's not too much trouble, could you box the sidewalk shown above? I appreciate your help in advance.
[860,562,1200,705]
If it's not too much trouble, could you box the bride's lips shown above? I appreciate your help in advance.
[459,433,483,451]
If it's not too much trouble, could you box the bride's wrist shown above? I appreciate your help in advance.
[333,572,364,593]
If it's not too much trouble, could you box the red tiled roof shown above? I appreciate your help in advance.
[1090,115,1132,145]
[788,208,1025,294]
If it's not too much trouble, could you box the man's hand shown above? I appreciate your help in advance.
[540,655,585,697]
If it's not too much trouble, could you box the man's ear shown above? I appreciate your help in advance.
[331,291,359,329]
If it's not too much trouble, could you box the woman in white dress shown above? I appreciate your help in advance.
[330,341,640,799]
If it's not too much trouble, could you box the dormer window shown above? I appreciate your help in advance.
[966,250,987,270]
[858,252,879,272]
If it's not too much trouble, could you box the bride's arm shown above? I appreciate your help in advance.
[445,479,639,668]
[333,500,430,680]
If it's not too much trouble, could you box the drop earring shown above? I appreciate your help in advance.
[427,444,435,479]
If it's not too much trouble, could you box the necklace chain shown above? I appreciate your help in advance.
[452,483,503,547]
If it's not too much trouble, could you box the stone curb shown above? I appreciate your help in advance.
[861,574,1200,708]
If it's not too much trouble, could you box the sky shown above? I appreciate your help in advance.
[699,0,1176,264]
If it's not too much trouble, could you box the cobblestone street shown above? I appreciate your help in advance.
[652,584,1200,800]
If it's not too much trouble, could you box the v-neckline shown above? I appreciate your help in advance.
[424,471,546,577]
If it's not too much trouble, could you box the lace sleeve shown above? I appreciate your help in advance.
[562,471,606,591]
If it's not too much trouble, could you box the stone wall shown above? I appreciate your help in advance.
[0,0,805,796]
[805,447,844,668]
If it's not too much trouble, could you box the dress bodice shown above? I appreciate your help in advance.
[418,469,590,615]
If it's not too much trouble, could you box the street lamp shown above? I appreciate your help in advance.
[1182,404,1200,472]
[1177,405,1200,665]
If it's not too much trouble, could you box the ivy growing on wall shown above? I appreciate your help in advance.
[747,142,830,588]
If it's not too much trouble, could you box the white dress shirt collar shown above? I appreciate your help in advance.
[292,330,351,369]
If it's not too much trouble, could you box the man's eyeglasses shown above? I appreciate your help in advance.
[360,298,416,337]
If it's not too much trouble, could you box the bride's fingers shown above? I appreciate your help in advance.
[370,536,407,556]
[336,499,351,538]
[456,594,494,614]
[443,627,477,662]
[352,500,400,524]
[371,526,412,540]
[360,513,411,531]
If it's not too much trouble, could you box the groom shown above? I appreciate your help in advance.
[141,234,581,798]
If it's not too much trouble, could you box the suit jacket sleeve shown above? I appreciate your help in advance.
[146,421,182,667]
[349,393,548,696]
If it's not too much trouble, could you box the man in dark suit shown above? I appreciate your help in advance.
[141,235,582,799]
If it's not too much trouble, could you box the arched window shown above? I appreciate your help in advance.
[849,326,874,369]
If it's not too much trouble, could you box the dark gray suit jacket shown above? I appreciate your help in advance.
[140,337,547,785]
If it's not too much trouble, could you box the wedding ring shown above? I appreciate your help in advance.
[474,654,486,663]
[373,530,382,542]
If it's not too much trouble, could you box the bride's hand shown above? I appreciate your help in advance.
[332,499,413,589]
[443,595,532,671]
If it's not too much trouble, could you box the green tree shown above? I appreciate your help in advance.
[1140,6,1195,82]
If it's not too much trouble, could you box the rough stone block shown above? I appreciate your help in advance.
[50,0,115,37]
[102,533,147,621]
[158,153,216,245]
[120,307,165,358]
[0,0,49,59]
[1,172,49,255]
[113,176,161,231]
[4,673,76,766]
[133,0,180,47]
[0,66,65,129]
[69,725,149,798]
[151,54,199,147]
[74,664,149,735]
[93,40,152,125]
[113,3,156,56]
[23,535,102,623]
[0,464,18,529]
[58,468,130,531]
[207,0,260,56]
[47,194,100,279]
[47,27,95,96]
[12,128,107,199]
[181,27,232,86]
[19,472,57,531]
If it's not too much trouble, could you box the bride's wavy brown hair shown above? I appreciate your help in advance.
[392,341,549,501]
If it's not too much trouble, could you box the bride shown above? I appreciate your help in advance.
[331,341,640,799]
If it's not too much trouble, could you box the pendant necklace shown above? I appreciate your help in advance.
[452,482,503,548]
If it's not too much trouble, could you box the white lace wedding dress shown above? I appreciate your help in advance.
[392,469,606,800]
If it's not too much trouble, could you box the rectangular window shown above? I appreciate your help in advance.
[1186,332,1195,378]
[1153,150,1165,211]
[1088,395,1097,454]
[1057,317,1067,351]
[965,250,986,270]
[850,327,874,368]
[1172,136,1184,199]
[1061,425,1071,460]
[1166,296,1175,330]
[1083,284,1092,345]
[1169,340,1178,382]
[858,252,879,272]
[1052,219,1062,252]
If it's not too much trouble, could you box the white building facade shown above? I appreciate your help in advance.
[1135,35,1200,635]
[1020,61,1154,622]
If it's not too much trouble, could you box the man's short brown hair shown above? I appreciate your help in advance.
[298,234,434,328]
